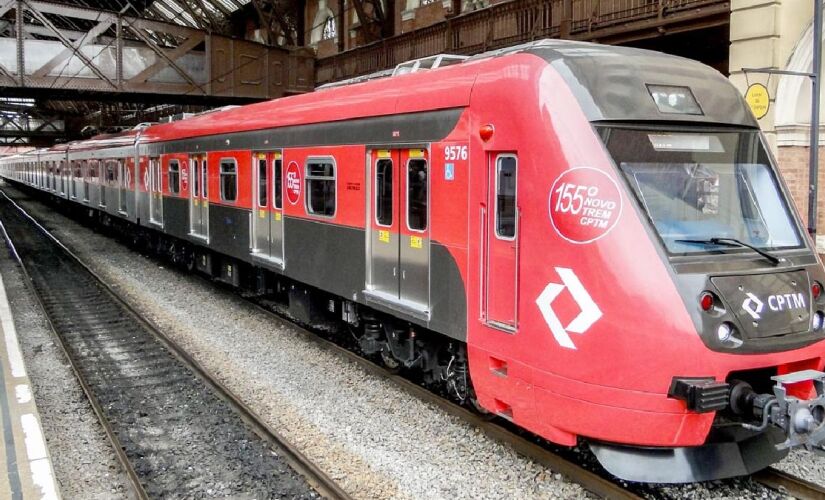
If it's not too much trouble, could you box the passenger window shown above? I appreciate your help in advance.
[305,159,335,216]
[169,160,180,194]
[258,158,268,207]
[220,159,237,202]
[273,158,282,209]
[495,155,517,239]
[375,159,393,226]
[407,159,428,231]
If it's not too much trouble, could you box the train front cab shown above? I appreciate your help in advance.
[465,41,825,483]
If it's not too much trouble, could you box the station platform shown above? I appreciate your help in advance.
[0,272,60,500]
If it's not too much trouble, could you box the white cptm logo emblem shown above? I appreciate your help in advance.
[742,291,806,320]
[536,268,602,350]
[742,293,764,320]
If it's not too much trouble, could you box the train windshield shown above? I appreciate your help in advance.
[599,127,803,255]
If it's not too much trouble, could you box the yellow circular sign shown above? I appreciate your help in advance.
[745,83,770,119]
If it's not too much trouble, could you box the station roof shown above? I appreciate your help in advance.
[65,0,251,31]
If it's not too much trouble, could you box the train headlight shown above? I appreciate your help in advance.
[716,322,742,348]
[813,311,825,331]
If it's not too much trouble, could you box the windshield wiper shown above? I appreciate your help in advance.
[675,237,782,265]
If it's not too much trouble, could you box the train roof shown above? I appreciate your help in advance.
[12,39,755,155]
[495,39,756,128]
[137,39,753,145]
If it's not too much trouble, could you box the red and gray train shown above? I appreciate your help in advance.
[4,40,825,483]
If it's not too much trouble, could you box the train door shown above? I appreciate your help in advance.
[369,149,401,298]
[118,159,128,213]
[59,160,66,195]
[149,157,163,225]
[82,160,89,201]
[367,148,430,311]
[200,156,209,238]
[251,151,284,265]
[188,155,208,239]
[189,156,201,235]
[400,149,430,308]
[483,154,519,331]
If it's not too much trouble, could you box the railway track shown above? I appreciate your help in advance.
[5,186,825,500]
[244,302,825,500]
[0,192,350,500]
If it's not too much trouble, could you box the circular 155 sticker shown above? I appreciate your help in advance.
[548,167,623,244]
[285,161,301,205]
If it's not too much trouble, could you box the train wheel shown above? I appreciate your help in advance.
[468,387,491,416]
[380,348,401,372]
[184,248,196,272]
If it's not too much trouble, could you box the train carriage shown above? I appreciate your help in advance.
[5,39,825,483]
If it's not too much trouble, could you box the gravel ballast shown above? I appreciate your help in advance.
[0,218,133,499]
[4,184,812,499]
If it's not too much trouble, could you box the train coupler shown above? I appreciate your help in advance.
[731,369,825,452]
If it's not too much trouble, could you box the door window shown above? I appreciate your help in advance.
[375,159,393,226]
[273,157,282,209]
[201,160,208,198]
[407,159,428,231]
[495,155,517,239]
[192,159,200,196]
[169,160,180,194]
[258,158,268,207]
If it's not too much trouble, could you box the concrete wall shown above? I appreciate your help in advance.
[729,1,825,246]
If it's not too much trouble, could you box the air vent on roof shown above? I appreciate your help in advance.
[392,54,468,76]
[316,54,468,90]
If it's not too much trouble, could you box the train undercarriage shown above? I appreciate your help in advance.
[41,191,481,413]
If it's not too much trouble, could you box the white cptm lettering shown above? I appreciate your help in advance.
[768,292,806,311]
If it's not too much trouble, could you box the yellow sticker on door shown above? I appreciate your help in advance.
[378,229,390,243]
[259,209,266,218]
[410,236,423,248]
[275,212,282,221]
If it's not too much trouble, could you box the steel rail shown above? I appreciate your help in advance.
[11,185,825,500]
[0,213,150,500]
[754,467,825,500]
[263,319,644,500]
[0,189,352,500]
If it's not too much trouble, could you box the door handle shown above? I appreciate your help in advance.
[402,270,406,280]
[393,267,397,277]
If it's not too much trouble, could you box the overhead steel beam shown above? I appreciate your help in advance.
[32,18,115,79]
[0,0,315,101]
[22,0,118,88]
[127,30,205,88]
[124,22,206,94]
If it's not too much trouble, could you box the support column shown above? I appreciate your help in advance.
[15,0,23,86]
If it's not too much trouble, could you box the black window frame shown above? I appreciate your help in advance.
[494,154,517,240]
[257,156,268,208]
[375,157,393,227]
[168,159,181,195]
[305,157,336,217]
[406,158,428,232]
[273,156,283,209]
[220,158,238,202]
